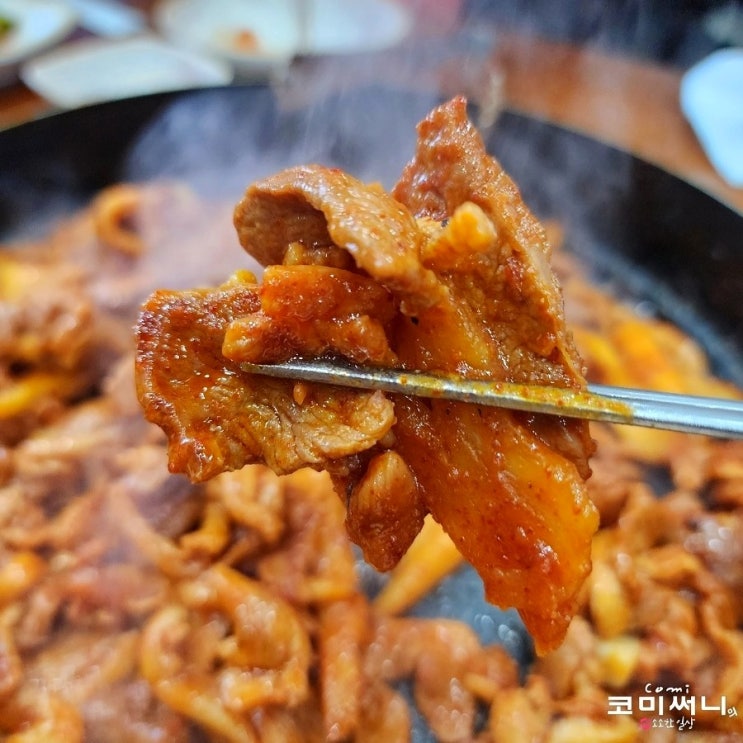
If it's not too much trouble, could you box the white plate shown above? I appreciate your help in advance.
[20,34,233,109]
[680,48,743,189]
[0,0,77,85]
[154,0,413,80]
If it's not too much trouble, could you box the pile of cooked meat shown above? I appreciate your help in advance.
[136,97,599,655]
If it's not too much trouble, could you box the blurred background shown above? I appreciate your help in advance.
[0,0,741,207]
[463,0,743,65]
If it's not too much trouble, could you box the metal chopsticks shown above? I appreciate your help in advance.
[241,358,743,440]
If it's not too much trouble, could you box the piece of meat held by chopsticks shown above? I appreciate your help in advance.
[135,96,599,655]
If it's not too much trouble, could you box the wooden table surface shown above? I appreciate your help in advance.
[493,34,743,213]
[1,22,741,214]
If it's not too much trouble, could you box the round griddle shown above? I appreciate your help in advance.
[1,84,742,740]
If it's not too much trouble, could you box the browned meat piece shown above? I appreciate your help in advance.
[135,97,598,654]
[136,278,395,483]
[223,264,399,366]
[0,259,94,370]
[83,679,191,743]
[393,98,590,405]
[233,165,446,314]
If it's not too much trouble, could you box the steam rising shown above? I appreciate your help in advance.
[123,85,441,199]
